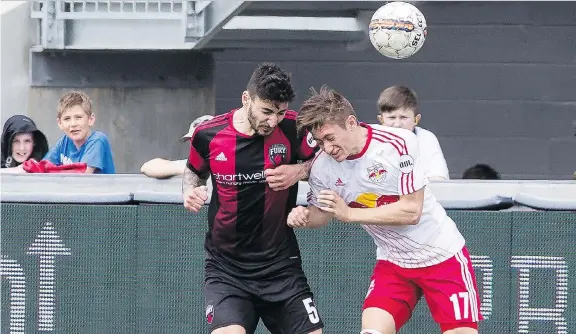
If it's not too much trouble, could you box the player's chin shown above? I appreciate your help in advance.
[258,127,273,136]
[330,153,346,162]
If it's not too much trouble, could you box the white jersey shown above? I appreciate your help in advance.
[307,124,465,268]
[414,127,450,180]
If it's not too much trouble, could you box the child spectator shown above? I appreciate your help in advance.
[1,115,49,170]
[377,85,450,180]
[43,91,115,174]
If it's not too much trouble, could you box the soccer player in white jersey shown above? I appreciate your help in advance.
[289,86,482,334]
[376,85,449,180]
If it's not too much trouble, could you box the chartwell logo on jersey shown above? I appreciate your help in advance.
[269,143,287,166]
[213,171,266,185]
[367,163,387,183]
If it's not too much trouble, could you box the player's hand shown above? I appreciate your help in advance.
[317,190,351,222]
[287,206,310,228]
[264,165,302,191]
[183,186,208,213]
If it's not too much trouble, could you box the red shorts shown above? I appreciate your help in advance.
[362,247,483,332]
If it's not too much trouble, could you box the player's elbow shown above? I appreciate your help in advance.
[406,211,422,225]
[403,202,423,225]
[140,159,157,174]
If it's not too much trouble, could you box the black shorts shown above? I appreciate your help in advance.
[203,259,324,334]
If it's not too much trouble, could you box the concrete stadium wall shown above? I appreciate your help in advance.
[213,1,576,180]
[0,1,35,126]
[1,2,574,176]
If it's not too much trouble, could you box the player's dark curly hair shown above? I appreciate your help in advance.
[246,62,296,103]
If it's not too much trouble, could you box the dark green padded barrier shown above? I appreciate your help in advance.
[1,203,574,333]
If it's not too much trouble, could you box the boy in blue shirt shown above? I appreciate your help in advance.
[44,91,115,174]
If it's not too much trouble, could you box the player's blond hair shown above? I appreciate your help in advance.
[57,91,92,118]
[297,85,356,135]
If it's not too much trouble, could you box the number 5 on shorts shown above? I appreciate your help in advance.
[302,297,320,324]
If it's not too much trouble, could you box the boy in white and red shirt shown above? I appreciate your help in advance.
[377,85,449,181]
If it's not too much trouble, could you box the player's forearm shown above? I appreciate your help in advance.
[307,205,332,228]
[293,159,313,181]
[182,166,207,193]
[142,159,184,179]
[346,201,422,226]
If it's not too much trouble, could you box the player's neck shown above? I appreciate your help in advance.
[232,107,256,136]
[349,126,369,156]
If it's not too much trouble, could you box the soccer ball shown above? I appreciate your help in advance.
[368,2,427,59]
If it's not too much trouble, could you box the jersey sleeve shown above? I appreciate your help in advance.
[43,146,60,165]
[80,139,107,171]
[43,136,63,165]
[420,132,450,180]
[306,154,328,207]
[396,132,427,195]
[295,130,319,161]
[186,129,210,176]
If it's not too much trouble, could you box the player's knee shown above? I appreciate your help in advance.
[360,330,385,334]
[441,324,478,334]
[210,324,246,334]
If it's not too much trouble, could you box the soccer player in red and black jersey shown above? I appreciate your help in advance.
[182,63,324,334]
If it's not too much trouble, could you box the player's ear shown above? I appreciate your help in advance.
[347,115,357,129]
[376,114,384,125]
[414,114,421,125]
[241,91,250,106]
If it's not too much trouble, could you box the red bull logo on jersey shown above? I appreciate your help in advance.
[269,143,287,166]
[367,163,387,183]
[348,193,399,208]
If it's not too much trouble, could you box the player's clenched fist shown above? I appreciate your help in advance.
[183,186,208,212]
[287,206,310,228]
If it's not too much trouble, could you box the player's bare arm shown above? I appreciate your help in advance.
[294,159,313,180]
[306,205,333,227]
[287,205,332,229]
[141,158,185,179]
[318,188,424,226]
[265,159,312,191]
[182,166,207,191]
[182,166,208,213]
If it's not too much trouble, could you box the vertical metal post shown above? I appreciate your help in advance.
[40,0,65,49]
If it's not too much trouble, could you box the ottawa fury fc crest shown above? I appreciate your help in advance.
[269,143,287,166]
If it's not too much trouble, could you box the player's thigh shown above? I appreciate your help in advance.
[259,291,324,334]
[204,279,259,334]
[415,247,482,332]
[363,260,421,332]
[443,328,478,334]
[211,324,247,334]
[257,261,324,334]
[362,307,397,334]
